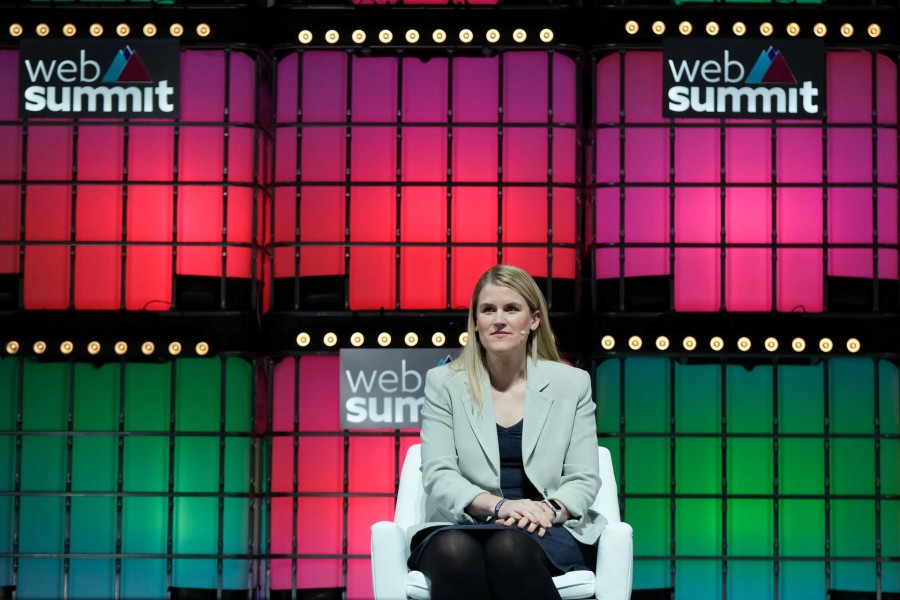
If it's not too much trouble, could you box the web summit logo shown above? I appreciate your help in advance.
[21,41,178,117]
[103,45,153,83]
[745,46,797,84]
[664,40,824,118]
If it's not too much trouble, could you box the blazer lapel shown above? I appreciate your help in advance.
[522,359,553,463]
[460,376,500,476]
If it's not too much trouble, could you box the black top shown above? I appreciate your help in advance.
[497,419,540,501]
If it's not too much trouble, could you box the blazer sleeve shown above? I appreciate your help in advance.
[551,368,600,522]
[419,367,486,525]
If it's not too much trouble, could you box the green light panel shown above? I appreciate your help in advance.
[0,357,254,597]
[596,357,899,597]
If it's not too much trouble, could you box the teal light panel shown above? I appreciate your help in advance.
[70,497,116,599]
[676,438,719,495]
[0,357,254,597]
[780,560,826,599]
[675,363,719,433]
[728,561,774,600]
[596,357,899,597]
[627,498,669,589]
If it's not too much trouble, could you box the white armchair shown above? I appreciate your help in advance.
[371,444,633,600]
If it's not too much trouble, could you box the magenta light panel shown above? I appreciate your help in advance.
[0,48,265,311]
[593,50,899,312]
[271,50,579,311]
[267,356,420,598]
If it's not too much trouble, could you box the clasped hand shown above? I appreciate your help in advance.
[494,498,556,538]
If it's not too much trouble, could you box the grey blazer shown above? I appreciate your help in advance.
[412,358,607,546]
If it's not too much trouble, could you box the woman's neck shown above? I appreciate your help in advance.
[486,352,527,391]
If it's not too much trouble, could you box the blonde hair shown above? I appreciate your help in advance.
[450,265,561,409]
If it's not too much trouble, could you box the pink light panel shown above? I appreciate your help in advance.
[270,356,419,598]
[0,49,263,310]
[273,50,577,310]
[594,50,899,312]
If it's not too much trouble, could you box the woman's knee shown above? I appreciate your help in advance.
[420,530,483,572]
[484,529,541,567]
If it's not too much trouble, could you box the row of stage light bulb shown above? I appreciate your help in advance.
[603,335,860,354]
[9,22,210,38]
[5,340,209,357]
[8,23,550,44]
[3,335,862,354]
[625,20,881,39]
[297,331,861,354]
[299,28,553,45]
[10,21,883,41]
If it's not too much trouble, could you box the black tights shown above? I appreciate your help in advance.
[416,529,562,600]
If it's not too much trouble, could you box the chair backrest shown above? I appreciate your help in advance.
[393,444,621,532]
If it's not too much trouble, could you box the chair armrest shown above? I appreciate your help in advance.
[594,521,634,600]
[371,521,410,600]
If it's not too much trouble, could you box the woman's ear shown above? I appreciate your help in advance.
[530,310,540,331]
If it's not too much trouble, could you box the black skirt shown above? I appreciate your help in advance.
[407,521,596,575]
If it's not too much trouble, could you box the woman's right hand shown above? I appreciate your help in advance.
[495,498,555,537]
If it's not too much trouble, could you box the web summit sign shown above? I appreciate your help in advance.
[340,349,456,429]
[20,39,179,118]
[663,39,824,119]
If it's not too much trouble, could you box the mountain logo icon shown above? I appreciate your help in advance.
[745,46,797,84]
[101,46,152,83]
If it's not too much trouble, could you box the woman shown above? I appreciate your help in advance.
[408,265,606,599]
